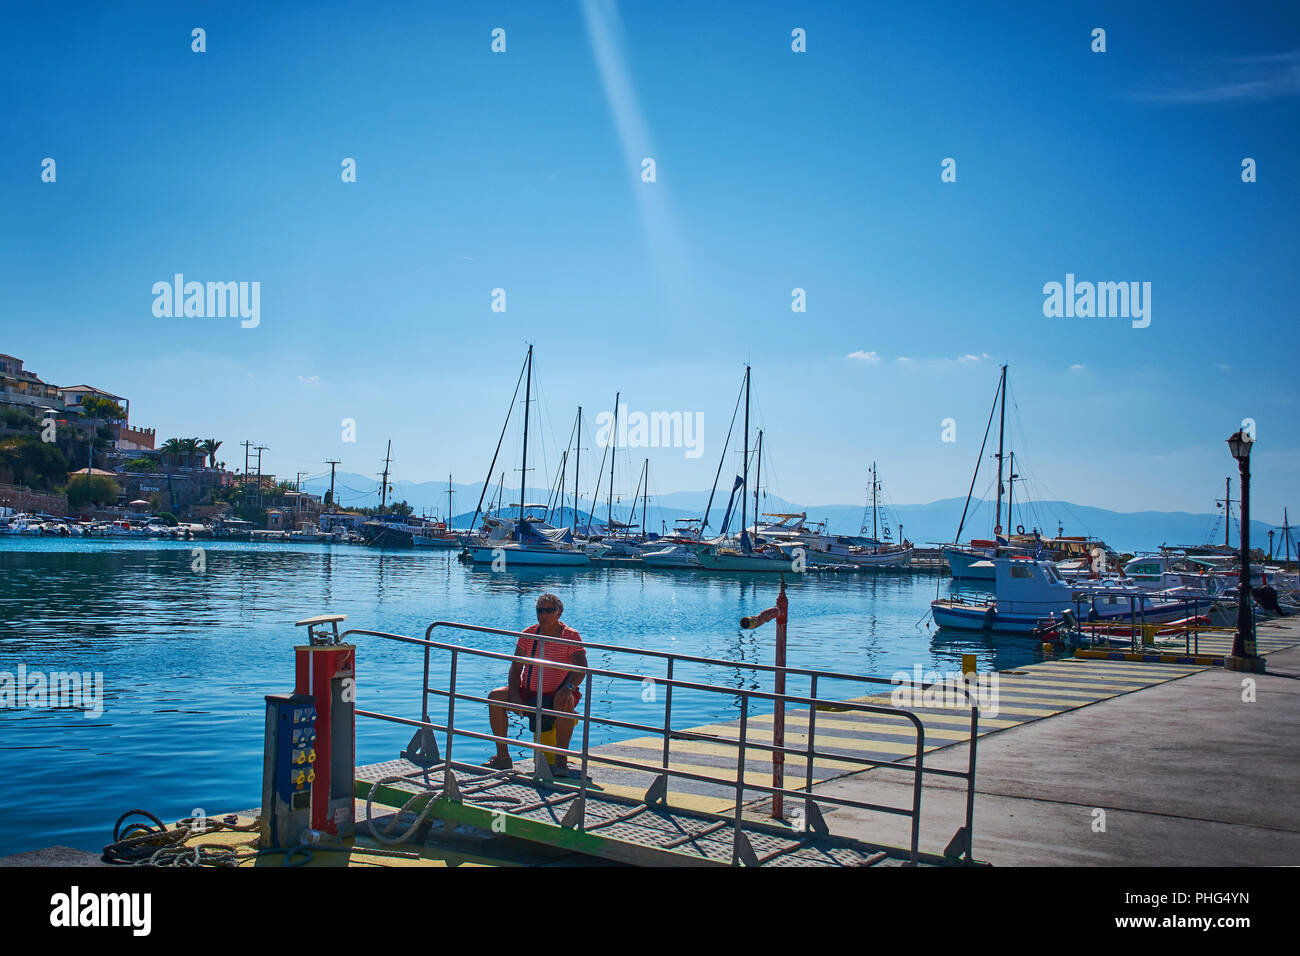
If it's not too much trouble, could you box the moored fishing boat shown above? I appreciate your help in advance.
[931,557,1204,634]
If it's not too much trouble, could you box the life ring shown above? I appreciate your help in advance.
[993,524,1002,535]
[1016,524,1025,535]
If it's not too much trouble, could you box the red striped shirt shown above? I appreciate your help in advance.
[515,624,582,693]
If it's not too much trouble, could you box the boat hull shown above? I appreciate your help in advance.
[467,545,591,566]
[639,546,702,568]
[688,545,803,573]
[363,523,414,548]
[412,534,461,549]
[931,597,1203,634]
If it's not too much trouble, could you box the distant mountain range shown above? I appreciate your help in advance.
[303,473,1295,556]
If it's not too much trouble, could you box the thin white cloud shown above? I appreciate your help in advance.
[957,354,982,363]
[1216,363,1233,372]
[896,356,914,365]
[1131,49,1300,104]
[1070,364,1086,371]
[298,375,321,386]
[847,350,881,363]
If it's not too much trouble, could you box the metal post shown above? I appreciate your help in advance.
[1235,455,1255,659]
[1129,595,1137,652]
[661,658,675,771]
[772,580,788,820]
[445,649,457,765]
[731,703,749,866]
[534,635,546,765]
[965,703,978,860]
[577,671,593,828]
[803,674,818,801]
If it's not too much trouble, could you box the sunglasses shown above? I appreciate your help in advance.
[536,606,559,613]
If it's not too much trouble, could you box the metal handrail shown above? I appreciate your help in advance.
[342,621,981,865]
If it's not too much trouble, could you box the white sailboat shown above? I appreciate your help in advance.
[689,368,801,573]
[464,347,606,567]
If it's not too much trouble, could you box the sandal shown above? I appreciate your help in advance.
[482,754,513,770]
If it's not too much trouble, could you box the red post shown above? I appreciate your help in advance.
[772,579,788,820]
[294,644,356,836]
[739,579,790,821]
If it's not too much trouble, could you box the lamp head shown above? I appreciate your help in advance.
[1227,430,1253,463]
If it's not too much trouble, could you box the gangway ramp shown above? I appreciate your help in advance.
[345,619,985,867]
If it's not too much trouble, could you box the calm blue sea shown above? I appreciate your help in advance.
[0,538,1031,855]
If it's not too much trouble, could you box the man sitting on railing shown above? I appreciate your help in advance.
[483,592,587,777]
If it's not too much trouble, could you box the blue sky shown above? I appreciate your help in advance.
[2,1,1298,526]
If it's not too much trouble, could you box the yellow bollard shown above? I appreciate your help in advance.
[961,654,976,677]
[1041,643,1054,658]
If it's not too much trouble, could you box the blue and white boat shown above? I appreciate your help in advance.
[931,558,1203,634]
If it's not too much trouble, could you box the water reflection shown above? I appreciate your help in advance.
[2,538,957,854]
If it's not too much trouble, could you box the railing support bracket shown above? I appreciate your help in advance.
[803,798,829,836]
[644,774,668,806]
[560,797,584,830]
[733,829,760,866]
[401,727,441,767]
[944,826,971,861]
[443,767,462,803]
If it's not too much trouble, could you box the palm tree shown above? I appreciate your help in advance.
[159,438,184,468]
[78,396,125,471]
[176,437,201,469]
[199,438,222,470]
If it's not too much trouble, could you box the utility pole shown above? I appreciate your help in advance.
[254,445,269,509]
[241,440,253,508]
[295,471,306,492]
[379,440,392,511]
[326,460,340,510]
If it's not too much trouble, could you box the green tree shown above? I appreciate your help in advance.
[78,396,125,471]
[67,473,120,508]
[0,436,70,490]
[198,438,222,469]
[159,438,184,467]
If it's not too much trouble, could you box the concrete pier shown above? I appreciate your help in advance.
[813,618,1300,865]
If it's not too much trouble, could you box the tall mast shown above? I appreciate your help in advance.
[1226,476,1232,549]
[642,458,649,539]
[608,392,619,533]
[753,430,763,539]
[741,365,751,548]
[573,406,581,534]
[555,450,566,527]
[872,461,878,541]
[380,439,392,510]
[447,474,453,530]
[1286,507,1292,567]
[1007,451,1014,533]
[519,345,533,539]
[994,364,1007,534]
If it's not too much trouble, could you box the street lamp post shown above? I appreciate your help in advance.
[1226,430,1263,671]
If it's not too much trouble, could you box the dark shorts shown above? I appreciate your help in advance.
[508,685,580,732]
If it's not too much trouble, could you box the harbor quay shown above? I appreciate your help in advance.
[5,611,1294,870]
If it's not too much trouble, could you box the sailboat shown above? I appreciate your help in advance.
[412,475,462,548]
[688,367,801,573]
[464,347,608,566]
[788,462,913,568]
[942,365,1045,579]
